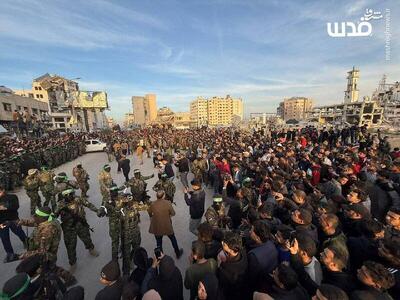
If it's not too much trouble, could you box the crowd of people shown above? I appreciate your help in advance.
[1,124,400,300]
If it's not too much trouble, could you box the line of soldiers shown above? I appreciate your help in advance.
[22,163,89,215]
[20,163,98,274]
[0,141,86,191]
[98,165,156,275]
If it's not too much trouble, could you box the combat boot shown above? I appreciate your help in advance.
[89,248,99,257]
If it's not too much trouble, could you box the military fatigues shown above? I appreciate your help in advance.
[55,196,98,266]
[19,218,75,284]
[205,204,228,229]
[72,167,90,197]
[192,159,206,183]
[38,170,56,211]
[54,181,79,202]
[116,198,148,275]
[153,179,176,202]
[242,186,257,207]
[0,156,22,191]
[103,194,122,260]
[99,170,113,204]
[125,174,153,203]
[23,175,41,215]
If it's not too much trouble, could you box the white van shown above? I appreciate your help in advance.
[85,139,107,152]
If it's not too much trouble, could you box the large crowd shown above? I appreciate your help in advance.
[1,125,400,300]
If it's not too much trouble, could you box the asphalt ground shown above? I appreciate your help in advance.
[0,151,215,299]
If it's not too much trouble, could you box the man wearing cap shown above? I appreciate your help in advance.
[99,164,114,205]
[72,163,90,197]
[38,166,56,211]
[125,169,154,204]
[54,189,100,273]
[23,169,41,215]
[184,179,206,235]
[95,260,123,300]
[153,173,176,202]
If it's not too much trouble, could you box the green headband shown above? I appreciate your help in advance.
[61,189,74,196]
[213,197,223,203]
[35,208,53,222]
[103,165,110,170]
[0,275,30,299]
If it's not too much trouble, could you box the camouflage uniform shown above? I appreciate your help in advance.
[43,148,54,169]
[55,195,98,266]
[153,178,176,202]
[23,174,41,215]
[241,185,257,207]
[38,169,56,211]
[7,156,22,190]
[19,216,75,284]
[54,179,79,202]
[191,158,206,183]
[125,173,154,203]
[102,193,122,260]
[0,161,7,190]
[72,166,90,197]
[205,204,228,229]
[99,169,113,204]
[116,196,148,275]
[19,218,61,262]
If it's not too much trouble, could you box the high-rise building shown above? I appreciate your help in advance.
[132,94,157,126]
[190,95,243,127]
[277,97,313,121]
[344,66,360,103]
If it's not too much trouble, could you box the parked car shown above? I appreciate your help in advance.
[85,139,107,152]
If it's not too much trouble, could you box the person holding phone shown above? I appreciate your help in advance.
[142,252,184,300]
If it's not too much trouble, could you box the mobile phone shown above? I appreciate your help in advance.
[154,247,162,260]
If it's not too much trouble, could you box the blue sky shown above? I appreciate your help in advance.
[0,0,399,122]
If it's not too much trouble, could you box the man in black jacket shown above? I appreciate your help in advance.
[118,155,131,182]
[218,232,248,300]
[0,185,27,263]
[184,179,205,235]
[175,153,190,189]
[162,157,175,181]
[320,244,357,294]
